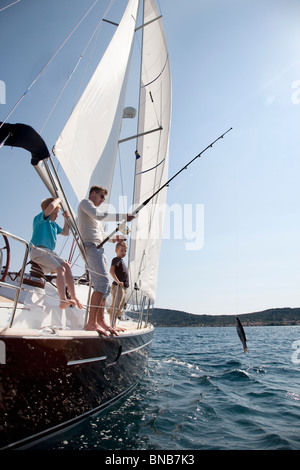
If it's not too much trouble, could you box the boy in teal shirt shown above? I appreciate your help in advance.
[30,197,83,309]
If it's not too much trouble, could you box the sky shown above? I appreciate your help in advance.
[1,0,300,315]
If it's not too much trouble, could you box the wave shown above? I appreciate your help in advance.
[219,368,252,382]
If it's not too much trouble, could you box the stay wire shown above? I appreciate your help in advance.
[0,0,101,129]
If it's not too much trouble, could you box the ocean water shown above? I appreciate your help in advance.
[46,326,300,451]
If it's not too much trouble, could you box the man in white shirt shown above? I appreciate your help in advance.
[78,185,134,335]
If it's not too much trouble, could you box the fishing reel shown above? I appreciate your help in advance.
[117,221,130,236]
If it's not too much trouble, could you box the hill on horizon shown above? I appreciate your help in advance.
[149,307,300,327]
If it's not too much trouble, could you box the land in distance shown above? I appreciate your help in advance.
[148,307,300,327]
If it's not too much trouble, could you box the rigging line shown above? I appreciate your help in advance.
[70,23,103,113]
[57,232,71,258]
[69,241,77,264]
[133,155,166,286]
[117,146,125,208]
[71,252,81,270]
[132,179,163,203]
[46,0,116,174]
[135,117,166,237]
[156,0,163,16]
[39,0,111,135]
[71,0,117,112]
[0,0,101,128]
[0,0,21,13]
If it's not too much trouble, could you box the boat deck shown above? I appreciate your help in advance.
[0,322,153,338]
[0,297,153,338]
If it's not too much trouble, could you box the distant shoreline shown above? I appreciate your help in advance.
[150,307,300,327]
[1,296,299,327]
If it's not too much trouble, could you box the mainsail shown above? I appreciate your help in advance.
[128,0,171,304]
[53,0,140,203]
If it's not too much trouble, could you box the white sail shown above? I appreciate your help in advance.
[128,0,171,303]
[54,0,140,203]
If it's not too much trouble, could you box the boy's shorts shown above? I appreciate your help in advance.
[30,246,65,273]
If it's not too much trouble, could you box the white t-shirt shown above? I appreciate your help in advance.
[77,198,125,244]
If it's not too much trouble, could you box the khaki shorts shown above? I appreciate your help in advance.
[30,246,65,274]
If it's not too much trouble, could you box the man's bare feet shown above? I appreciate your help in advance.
[85,322,109,336]
[114,326,125,332]
[98,320,118,336]
[111,321,125,332]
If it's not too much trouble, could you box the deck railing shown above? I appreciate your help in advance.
[0,229,152,331]
[110,284,151,329]
[0,229,30,327]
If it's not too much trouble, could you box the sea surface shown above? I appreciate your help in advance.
[43,326,300,451]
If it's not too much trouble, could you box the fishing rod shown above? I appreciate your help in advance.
[98,127,233,248]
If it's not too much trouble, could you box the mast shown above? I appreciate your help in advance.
[127,0,144,294]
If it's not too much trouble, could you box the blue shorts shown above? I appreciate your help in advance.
[84,243,110,298]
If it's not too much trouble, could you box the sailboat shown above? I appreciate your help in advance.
[0,0,171,449]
